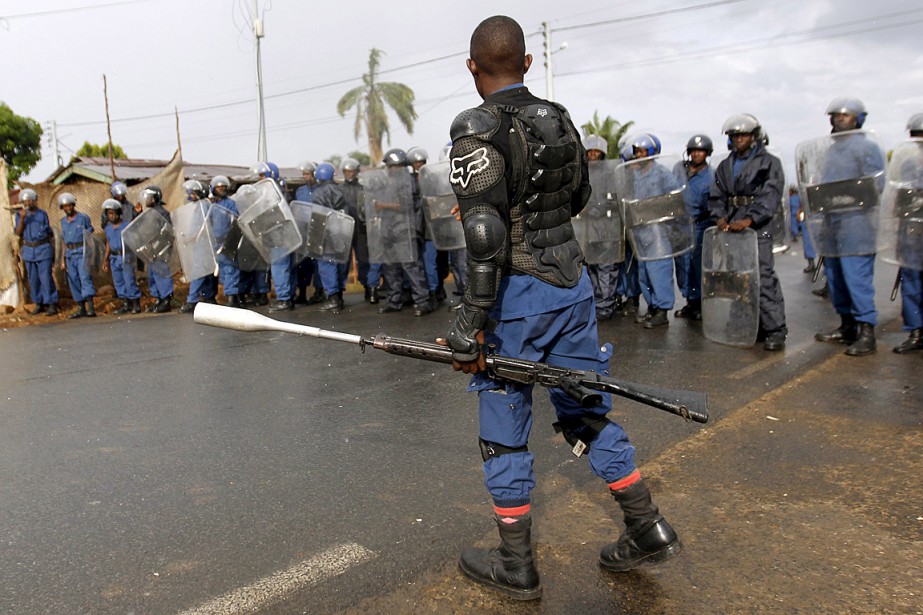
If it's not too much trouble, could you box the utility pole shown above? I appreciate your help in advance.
[103,74,117,181]
[46,120,62,168]
[252,0,267,162]
[542,21,554,102]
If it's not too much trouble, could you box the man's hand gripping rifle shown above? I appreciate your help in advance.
[193,303,708,424]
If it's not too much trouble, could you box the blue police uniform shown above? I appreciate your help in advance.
[311,181,350,297]
[675,163,714,304]
[15,208,59,306]
[183,202,218,307]
[632,162,680,314]
[819,133,886,327]
[147,204,174,300]
[60,211,96,302]
[211,197,241,297]
[105,220,141,300]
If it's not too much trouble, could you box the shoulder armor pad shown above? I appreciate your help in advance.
[450,107,500,141]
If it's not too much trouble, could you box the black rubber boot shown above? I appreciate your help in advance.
[621,296,639,317]
[145,299,159,313]
[644,307,669,329]
[803,258,816,273]
[67,301,87,319]
[815,315,857,344]
[894,328,923,354]
[131,298,142,314]
[458,515,542,601]
[225,294,241,308]
[845,322,876,356]
[85,299,96,317]
[45,303,58,316]
[600,479,682,572]
[253,292,269,307]
[153,295,172,313]
[113,299,131,315]
[268,299,294,312]
[368,287,380,304]
[305,288,326,305]
[413,299,436,316]
[178,301,197,314]
[318,292,344,312]
[29,303,45,315]
[674,299,702,320]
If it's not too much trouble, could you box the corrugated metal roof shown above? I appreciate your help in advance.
[47,157,307,186]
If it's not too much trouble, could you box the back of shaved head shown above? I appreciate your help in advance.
[470,15,526,77]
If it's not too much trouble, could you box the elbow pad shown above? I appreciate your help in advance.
[463,205,507,310]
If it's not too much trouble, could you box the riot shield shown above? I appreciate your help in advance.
[290,200,355,264]
[615,154,693,261]
[81,228,105,274]
[879,138,923,270]
[766,148,791,254]
[795,130,886,257]
[236,234,269,272]
[701,227,760,347]
[234,179,302,263]
[419,162,465,250]
[362,169,417,263]
[574,159,624,264]
[121,207,178,275]
[173,199,218,282]
[208,205,241,261]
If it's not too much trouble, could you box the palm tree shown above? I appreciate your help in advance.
[337,48,417,166]
[580,112,634,160]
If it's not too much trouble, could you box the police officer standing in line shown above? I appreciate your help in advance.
[139,185,175,313]
[408,146,445,304]
[674,135,715,321]
[102,181,134,229]
[615,142,642,318]
[209,175,243,308]
[440,16,681,601]
[583,134,621,320]
[294,161,324,305]
[178,180,218,313]
[57,192,97,319]
[14,188,59,315]
[812,98,885,356]
[709,114,787,351]
[341,157,380,303]
[312,162,350,312]
[892,113,923,353]
[101,198,142,314]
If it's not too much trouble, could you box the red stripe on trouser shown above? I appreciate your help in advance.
[607,469,641,491]
[493,503,531,517]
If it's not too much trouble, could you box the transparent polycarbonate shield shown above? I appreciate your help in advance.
[419,161,465,250]
[795,130,886,257]
[766,148,791,254]
[879,138,923,270]
[173,200,218,282]
[290,200,355,263]
[235,179,302,263]
[289,200,314,262]
[574,159,624,264]
[53,234,64,268]
[236,234,269,272]
[121,207,177,272]
[81,228,105,274]
[615,154,692,261]
[208,204,240,259]
[702,227,760,348]
[362,169,417,263]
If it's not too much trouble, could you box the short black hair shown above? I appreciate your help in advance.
[470,15,526,77]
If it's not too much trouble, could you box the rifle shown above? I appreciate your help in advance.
[193,303,708,424]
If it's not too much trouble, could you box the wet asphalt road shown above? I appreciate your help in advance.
[0,247,909,614]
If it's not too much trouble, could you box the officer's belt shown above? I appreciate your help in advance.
[728,196,755,207]
[65,242,82,249]
[23,237,52,248]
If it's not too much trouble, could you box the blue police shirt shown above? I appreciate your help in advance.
[15,208,54,261]
[61,212,93,246]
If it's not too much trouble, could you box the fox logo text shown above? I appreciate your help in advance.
[450,148,490,190]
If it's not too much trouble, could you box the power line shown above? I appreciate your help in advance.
[0,0,154,20]
[553,0,749,33]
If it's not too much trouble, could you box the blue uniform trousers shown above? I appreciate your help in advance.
[617,246,640,299]
[64,249,95,301]
[318,260,348,295]
[900,267,922,330]
[186,275,218,303]
[217,254,241,296]
[824,254,877,325]
[147,263,174,299]
[25,257,58,305]
[675,223,711,302]
[270,254,295,301]
[110,255,141,299]
[588,263,619,316]
[471,295,636,508]
[638,257,675,310]
[423,239,439,292]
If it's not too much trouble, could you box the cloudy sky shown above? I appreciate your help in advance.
[3,0,921,185]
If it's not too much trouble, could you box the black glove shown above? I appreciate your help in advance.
[445,303,490,362]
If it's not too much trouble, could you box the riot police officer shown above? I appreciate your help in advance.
[14,188,59,315]
[674,135,715,320]
[582,134,622,320]
[178,180,218,313]
[892,113,923,353]
[312,162,350,312]
[408,146,444,303]
[341,157,379,303]
[811,98,885,356]
[57,192,97,319]
[101,198,142,314]
[139,185,175,313]
[709,114,787,351]
[441,15,680,601]
[210,176,243,308]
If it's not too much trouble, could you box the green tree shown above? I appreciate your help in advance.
[347,150,371,167]
[337,48,417,166]
[580,112,634,160]
[0,102,43,187]
[75,141,128,160]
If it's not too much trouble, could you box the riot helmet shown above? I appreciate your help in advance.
[383,148,408,167]
[110,181,128,198]
[722,113,760,136]
[102,198,123,214]
[298,160,317,173]
[19,188,38,204]
[340,158,360,172]
[826,96,867,130]
[253,162,272,178]
[57,192,77,209]
[685,134,714,156]
[906,112,923,137]
[583,134,608,159]
[407,147,428,164]
[266,162,281,181]
[628,133,661,159]
[315,162,335,182]
[440,140,452,162]
[140,185,163,207]
[183,179,208,201]
[210,175,230,190]
[618,143,634,162]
